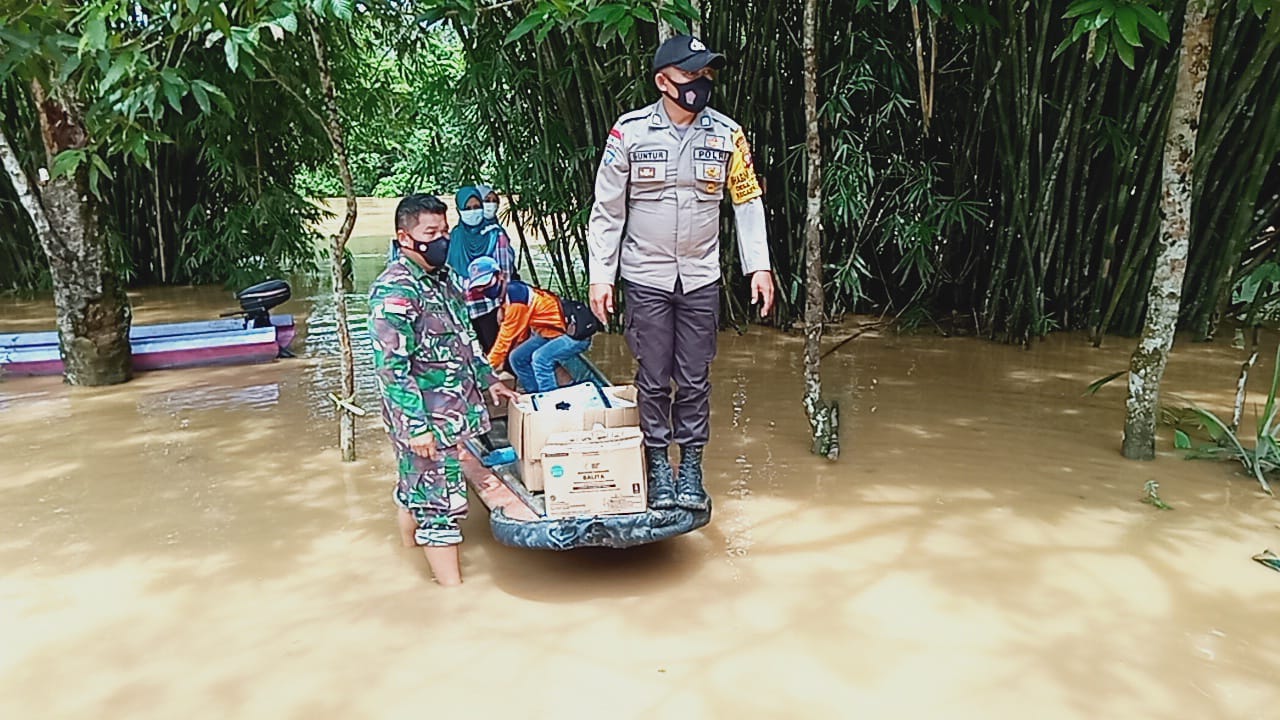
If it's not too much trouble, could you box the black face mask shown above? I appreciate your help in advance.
[664,76,713,113]
[405,234,450,271]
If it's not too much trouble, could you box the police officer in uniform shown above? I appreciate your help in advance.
[587,34,774,513]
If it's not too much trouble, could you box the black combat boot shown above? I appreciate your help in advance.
[645,446,677,510]
[675,445,710,511]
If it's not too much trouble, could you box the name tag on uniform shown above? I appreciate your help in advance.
[630,150,668,162]
[631,149,667,183]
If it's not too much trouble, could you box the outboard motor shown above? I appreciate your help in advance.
[236,279,291,328]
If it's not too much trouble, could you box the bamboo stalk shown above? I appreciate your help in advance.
[305,7,359,463]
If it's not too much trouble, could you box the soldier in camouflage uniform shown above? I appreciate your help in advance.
[368,194,518,586]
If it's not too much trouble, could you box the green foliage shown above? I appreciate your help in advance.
[180,185,324,288]
[1229,260,1280,328]
[816,23,985,316]
[1180,344,1280,495]
[435,0,1279,339]
[1174,429,1192,449]
[0,1,305,185]
[310,0,356,22]
[291,25,481,201]
[1085,370,1130,395]
[503,0,696,45]
[1232,260,1280,307]
[1054,0,1172,68]
[0,1,333,291]
[1142,479,1173,509]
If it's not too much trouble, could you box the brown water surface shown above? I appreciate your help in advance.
[2,210,1278,718]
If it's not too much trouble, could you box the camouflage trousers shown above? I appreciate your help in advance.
[391,442,468,547]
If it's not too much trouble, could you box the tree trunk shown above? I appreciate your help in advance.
[802,0,838,460]
[1122,2,1217,460]
[307,10,359,462]
[0,83,131,386]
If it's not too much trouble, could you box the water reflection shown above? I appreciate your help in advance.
[136,383,281,414]
[0,387,55,412]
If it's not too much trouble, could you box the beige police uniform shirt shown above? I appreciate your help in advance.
[587,99,771,293]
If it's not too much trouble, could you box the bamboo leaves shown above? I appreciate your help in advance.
[1058,0,1170,68]
[309,0,355,21]
[1132,3,1170,42]
[1114,26,1136,67]
[1254,0,1280,35]
[504,7,547,43]
[81,15,108,52]
[504,1,693,45]
[49,149,87,180]
[160,68,187,111]
[1115,6,1142,46]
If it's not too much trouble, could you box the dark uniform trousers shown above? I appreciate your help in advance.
[623,278,720,449]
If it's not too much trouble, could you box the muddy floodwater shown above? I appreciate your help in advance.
[2,199,1278,718]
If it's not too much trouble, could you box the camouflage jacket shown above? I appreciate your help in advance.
[368,257,497,447]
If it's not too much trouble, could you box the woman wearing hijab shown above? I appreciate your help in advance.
[449,186,516,352]
[476,184,508,233]
[476,184,522,282]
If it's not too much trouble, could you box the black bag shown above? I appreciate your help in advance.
[560,298,603,340]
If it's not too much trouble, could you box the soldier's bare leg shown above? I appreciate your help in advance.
[394,448,469,585]
[423,546,462,586]
[397,508,418,547]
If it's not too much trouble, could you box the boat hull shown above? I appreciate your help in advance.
[490,504,712,551]
[1,315,295,351]
[1,317,294,377]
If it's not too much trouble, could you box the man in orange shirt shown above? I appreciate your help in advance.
[466,257,596,393]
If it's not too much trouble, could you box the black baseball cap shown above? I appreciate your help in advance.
[652,35,727,73]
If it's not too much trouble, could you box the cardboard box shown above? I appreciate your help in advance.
[528,381,612,412]
[508,385,639,492]
[541,426,646,518]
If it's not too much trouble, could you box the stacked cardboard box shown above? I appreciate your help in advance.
[540,426,646,518]
[507,385,639,490]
